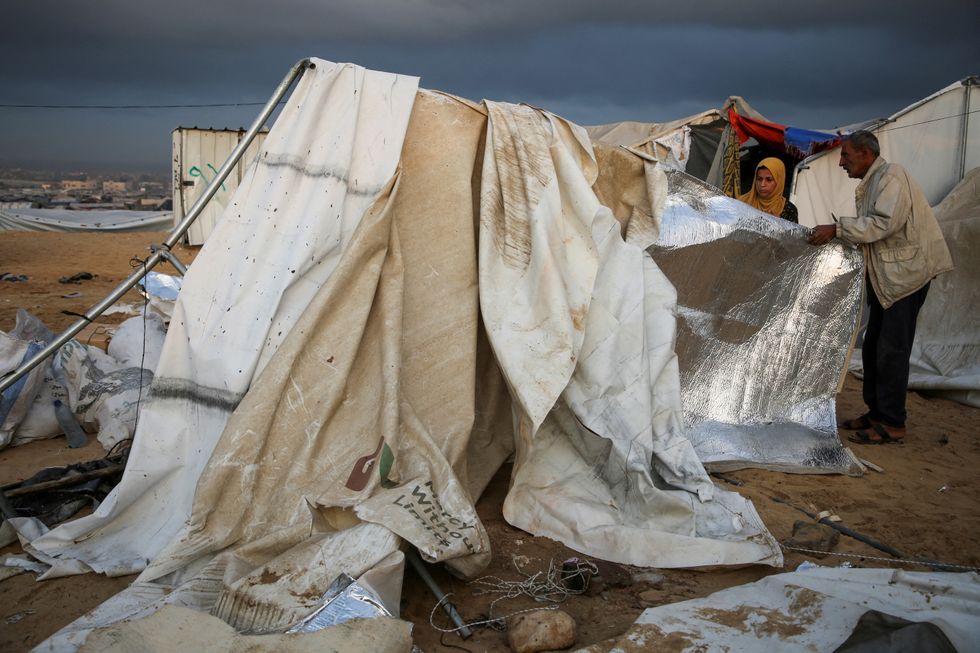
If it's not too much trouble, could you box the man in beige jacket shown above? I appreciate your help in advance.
[808,130,953,443]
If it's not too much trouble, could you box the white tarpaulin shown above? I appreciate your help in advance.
[583,566,980,652]
[792,77,980,228]
[0,208,173,232]
[28,59,420,577]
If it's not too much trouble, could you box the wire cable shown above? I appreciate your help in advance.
[128,255,150,437]
[874,107,980,134]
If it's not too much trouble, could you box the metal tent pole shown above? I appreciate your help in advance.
[0,58,315,394]
[958,78,975,182]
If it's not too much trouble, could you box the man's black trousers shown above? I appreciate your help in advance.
[862,280,930,427]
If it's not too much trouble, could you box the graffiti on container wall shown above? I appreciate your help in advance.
[188,163,227,192]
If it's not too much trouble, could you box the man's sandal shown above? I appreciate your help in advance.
[848,422,905,445]
[838,414,873,430]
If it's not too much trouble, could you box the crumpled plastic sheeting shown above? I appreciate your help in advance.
[650,171,863,474]
[286,574,391,633]
[137,271,183,321]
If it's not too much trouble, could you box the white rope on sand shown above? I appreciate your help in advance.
[427,556,598,634]
[781,544,980,572]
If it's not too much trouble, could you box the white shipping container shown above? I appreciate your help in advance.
[172,127,268,245]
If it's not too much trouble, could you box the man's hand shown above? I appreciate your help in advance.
[808,224,836,246]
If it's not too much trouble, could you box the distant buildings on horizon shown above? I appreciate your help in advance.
[0,166,171,211]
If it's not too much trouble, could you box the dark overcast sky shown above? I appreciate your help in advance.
[2,0,977,171]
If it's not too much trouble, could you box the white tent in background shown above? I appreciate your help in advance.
[907,168,980,406]
[791,76,980,227]
[846,168,980,408]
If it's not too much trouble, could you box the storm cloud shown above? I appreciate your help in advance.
[2,0,976,169]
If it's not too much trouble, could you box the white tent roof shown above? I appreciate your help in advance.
[791,77,980,227]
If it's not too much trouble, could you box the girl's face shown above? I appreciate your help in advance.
[755,168,777,199]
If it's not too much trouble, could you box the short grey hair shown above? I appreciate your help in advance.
[845,130,880,156]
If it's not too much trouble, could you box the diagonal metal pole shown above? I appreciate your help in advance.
[406,548,473,639]
[0,58,316,394]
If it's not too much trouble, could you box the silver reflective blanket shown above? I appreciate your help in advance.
[650,171,863,474]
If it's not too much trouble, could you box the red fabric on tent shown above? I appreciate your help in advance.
[728,108,786,150]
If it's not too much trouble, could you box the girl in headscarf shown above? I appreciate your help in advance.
[738,157,798,223]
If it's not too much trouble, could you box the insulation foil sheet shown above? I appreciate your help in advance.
[287,573,392,633]
[649,171,863,474]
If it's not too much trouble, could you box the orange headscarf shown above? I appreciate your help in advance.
[738,157,787,216]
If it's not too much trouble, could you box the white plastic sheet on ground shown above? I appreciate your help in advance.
[0,209,173,233]
[583,566,980,652]
[28,59,420,577]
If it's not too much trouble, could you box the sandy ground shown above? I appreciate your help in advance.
[1,232,978,652]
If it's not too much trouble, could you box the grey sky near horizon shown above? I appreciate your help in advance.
[2,0,977,172]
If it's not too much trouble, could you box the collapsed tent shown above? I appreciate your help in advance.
[791,76,980,227]
[7,59,866,649]
[0,208,173,232]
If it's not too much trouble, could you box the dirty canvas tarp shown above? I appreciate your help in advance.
[20,59,784,595]
[583,566,980,652]
[134,92,781,633]
[21,65,791,652]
